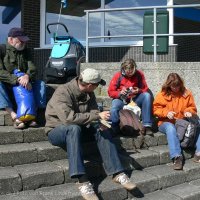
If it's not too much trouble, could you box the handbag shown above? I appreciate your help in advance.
[175,116,200,148]
[119,109,145,136]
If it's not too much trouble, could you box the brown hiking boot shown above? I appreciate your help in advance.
[113,173,137,190]
[77,181,99,200]
[173,156,183,170]
[193,154,200,163]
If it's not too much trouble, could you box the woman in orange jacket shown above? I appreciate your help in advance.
[153,73,200,170]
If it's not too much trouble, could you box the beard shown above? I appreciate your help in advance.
[13,43,26,51]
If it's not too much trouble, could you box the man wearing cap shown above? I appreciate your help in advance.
[0,27,46,128]
[45,68,136,200]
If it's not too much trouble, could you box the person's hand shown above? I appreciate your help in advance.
[120,87,128,96]
[130,87,139,95]
[184,112,192,118]
[167,111,176,119]
[18,74,30,88]
[26,82,32,90]
[99,111,110,120]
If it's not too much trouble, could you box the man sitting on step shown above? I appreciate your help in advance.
[0,27,46,129]
[45,68,136,200]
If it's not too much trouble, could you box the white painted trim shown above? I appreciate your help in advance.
[167,0,174,45]
[40,0,46,48]
[101,0,105,43]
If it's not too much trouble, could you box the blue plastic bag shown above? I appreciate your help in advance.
[13,69,36,122]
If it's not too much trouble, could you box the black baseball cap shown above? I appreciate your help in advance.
[8,27,30,42]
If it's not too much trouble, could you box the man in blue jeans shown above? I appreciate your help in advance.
[45,68,136,200]
[0,27,46,128]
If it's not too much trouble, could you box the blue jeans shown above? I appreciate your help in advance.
[0,81,46,110]
[48,124,124,177]
[159,122,200,159]
[110,92,153,127]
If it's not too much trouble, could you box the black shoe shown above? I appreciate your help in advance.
[144,127,153,136]
[112,125,121,135]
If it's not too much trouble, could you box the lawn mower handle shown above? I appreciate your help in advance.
[47,22,69,34]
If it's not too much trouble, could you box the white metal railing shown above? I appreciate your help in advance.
[85,4,200,62]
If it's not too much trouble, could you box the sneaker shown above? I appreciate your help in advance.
[77,181,99,200]
[111,125,121,135]
[193,154,200,163]
[173,156,183,170]
[113,173,137,190]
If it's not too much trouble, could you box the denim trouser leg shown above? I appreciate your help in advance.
[48,125,85,177]
[110,99,124,125]
[93,126,124,175]
[0,82,13,109]
[32,80,46,109]
[134,92,152,127]
[159,122,182,159]
[48,124,124,177]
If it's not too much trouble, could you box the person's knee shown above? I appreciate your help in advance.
[68,124,81,133]
[111,99,123,110]
[143,92,151,101]
[165,123,176,134]
[67,125,82,139]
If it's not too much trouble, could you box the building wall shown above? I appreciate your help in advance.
[21,0,40,54]
[174,17,200,61]
[18,1,198,80]
[88,46,177,62]
[34,46,177,79]
[81,62,200,114]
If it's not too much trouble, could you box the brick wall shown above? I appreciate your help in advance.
[88,46,177,62]
[34,46,177,79]
[21,0,40,52]
[174,17,200,61]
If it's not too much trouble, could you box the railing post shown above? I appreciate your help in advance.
[86,12,89,63]
[101,0,105,43]
[153,7,157,62]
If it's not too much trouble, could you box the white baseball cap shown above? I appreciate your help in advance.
[81,68,106,86]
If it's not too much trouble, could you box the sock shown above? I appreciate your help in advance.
[75,174,89,183]
[112,171,122,178]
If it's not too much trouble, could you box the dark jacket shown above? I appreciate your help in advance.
[0,42,36,85]
[45,77,100,128]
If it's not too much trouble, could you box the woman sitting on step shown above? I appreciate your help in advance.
[153,73,200,170]
[108,58,153,135]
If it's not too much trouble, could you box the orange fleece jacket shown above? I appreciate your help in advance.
[153,89,197,126]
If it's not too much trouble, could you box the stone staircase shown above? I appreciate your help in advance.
[1,85,200,200]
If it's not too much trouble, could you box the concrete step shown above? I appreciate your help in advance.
[0,126,47,145]
[0,132,166,167]
[0,141,66,167]
[0,128,194,168]
[1,159,200,199]
[131,180,200,199]
[0,145,195,195]
[0,122,166,146]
